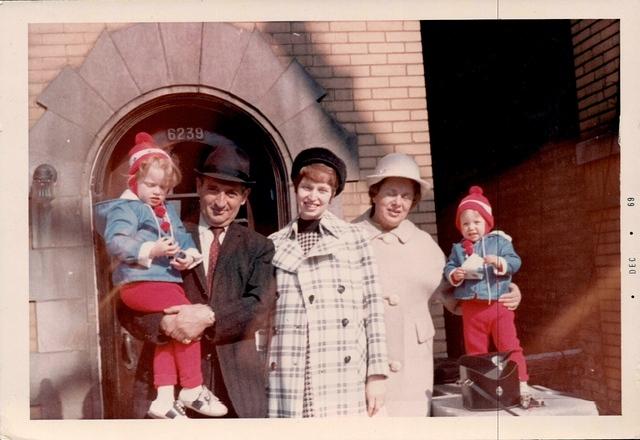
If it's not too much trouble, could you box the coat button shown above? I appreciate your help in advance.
[272,326,278,335]
[270,362,277,370]
[344,355,351,364]
[205,353,212,361]
[389,360,402,372]
[308,295,315,304]
[341,318,349,327]
[337,285,345,293]
[388,294,400,306]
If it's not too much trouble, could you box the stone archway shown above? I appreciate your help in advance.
[29,21,358,418]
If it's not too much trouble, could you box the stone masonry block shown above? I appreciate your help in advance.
[200,22,252,91]
[257,59,326,127]
[278,102,359,180]
[31,350,93,419]
[36,299,88,353]
[78,31,140,110]
[230,29,288,105]
[111,23,169,93]
[37,67,113,136]
[30,196,87,249]
[160,22,202,84]
[30,246,94,301]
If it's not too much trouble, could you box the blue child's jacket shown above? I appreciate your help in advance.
[444,231,521,301]
[94,190,198,286]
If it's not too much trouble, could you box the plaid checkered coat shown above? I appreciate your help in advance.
[267,211,389,417]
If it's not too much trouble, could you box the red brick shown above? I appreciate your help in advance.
[357,134,376,145]
[323,100,354,112]
[65,44,93,57]
[403,21,421,31]
[255,22,291,33]
[404,42,423,53]
[307,66,332,78]
[359,145,392,156]
[396,143,430,155]
[62,23,107,33]
[29,44,67,58]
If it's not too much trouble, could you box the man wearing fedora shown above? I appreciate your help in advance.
[120,143,277,418]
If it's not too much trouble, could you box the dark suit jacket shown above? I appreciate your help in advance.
[119,222,276,418]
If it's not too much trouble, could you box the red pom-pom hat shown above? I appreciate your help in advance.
[127,132,171,194]
[455,185,494,233]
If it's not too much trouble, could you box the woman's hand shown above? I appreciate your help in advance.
[499,283,522,310]
[365,375,386,417]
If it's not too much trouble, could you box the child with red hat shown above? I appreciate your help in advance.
[444,185,539,408]
[95,132,227,419]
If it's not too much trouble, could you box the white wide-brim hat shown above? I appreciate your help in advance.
[365,152,431,200]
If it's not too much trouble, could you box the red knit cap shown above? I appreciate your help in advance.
[127,132,170,193]
[455,185,494,233]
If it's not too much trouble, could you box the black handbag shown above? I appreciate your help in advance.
[458,352,520,413]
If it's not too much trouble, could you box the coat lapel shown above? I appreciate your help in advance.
[185,221,207,295]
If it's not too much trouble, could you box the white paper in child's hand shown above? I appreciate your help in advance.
[461,253,485,280]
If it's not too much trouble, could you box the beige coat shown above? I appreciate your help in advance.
[353,209,447,416]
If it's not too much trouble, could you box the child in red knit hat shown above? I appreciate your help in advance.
[95,132,227,419]
[444,185,541,408]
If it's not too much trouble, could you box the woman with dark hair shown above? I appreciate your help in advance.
[267,147,388,418]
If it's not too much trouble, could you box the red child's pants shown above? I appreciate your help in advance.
[461,299,529,382]
[120,281,203,388]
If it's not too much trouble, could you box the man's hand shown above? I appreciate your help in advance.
[365,375,386,417]
[150,237,179,259]
[161,304,215,342]
[499,282,522,310]
[483,254,501,270]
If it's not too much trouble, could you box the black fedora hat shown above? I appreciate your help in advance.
[195,144,254,185]
[291,147,347,195]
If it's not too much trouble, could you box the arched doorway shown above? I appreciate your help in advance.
[92,92,288,417]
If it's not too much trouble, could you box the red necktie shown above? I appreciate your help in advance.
[206,227,223,293]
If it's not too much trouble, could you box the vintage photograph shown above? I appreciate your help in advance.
[27,18,620,420]
[2,1,637,438]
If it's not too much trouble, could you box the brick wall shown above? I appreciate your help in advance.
[571,19,620,139]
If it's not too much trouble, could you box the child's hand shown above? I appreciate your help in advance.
[150,236,179,259]
[483,255,503,271]
[170,253,194,271]
[451,268,465,283]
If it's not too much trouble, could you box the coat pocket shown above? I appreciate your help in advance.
[415,319,435,344]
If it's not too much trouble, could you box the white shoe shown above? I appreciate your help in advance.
[147,400,188,419]
[179,386,228,417]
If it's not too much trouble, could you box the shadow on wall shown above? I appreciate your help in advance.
[32,376,100,419]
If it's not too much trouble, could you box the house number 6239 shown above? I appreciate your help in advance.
[167,127,205,141]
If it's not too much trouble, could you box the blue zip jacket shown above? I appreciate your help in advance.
[94,190,198,286]
[443,231,521,301]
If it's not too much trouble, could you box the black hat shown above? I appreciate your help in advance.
[195,144,254,185]
[291,147,347,195]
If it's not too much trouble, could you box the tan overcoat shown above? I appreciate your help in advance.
[353,209,446,416]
